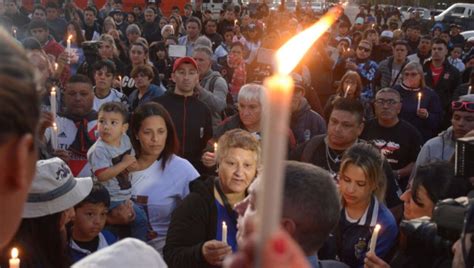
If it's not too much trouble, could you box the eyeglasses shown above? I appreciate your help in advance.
[357,46,371,52]
[452,101,474,112]
[374,99,399,106]
[403,72,419,77]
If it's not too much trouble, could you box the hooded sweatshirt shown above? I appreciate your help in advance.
[290,98,327,144]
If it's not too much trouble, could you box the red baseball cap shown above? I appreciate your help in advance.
[172,57,198,73]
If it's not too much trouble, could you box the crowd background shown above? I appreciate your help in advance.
[0,0,474,267]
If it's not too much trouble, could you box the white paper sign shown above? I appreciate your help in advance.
[168,45,187,58]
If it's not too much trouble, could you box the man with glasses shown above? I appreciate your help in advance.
[375,40,410,89]
[415,94,474,169]
[372,30,393,63]
[423,38,461,131]
[361,88,422,191]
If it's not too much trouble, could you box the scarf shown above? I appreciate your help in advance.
[63,111,98,157]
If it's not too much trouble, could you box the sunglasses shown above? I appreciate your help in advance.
[357,46,371,52]
[452,101,474,112]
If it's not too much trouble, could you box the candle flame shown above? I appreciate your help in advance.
[53,122,58,130]
[275,6,342,75]
[375,224,381,232]
[222,221,227,228]
[51,86,56,94]
[54,63,58,70]
[68,35,73,41]
[11,247,18,258]
[418,92,422,98]
[214,142,218,152]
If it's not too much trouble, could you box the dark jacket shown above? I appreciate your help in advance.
[375,56,409,89]
[423,59,461,130]
[453,82,473,101]
[290,98,327,145]
[153,92,213,173]
[163,178,217,268]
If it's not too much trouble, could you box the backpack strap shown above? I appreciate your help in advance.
[208,75,219,93]
[301,134,326,163]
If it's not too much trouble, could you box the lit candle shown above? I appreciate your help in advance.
[9,247,20,268]
[344,85,350,98]
[368,224,381,253]
[13,28,17,39]
[119,76,124,92]
[256,5,342,265]
[50,86,57,119]
[222,221,227,244]
[54,62,58,72]
[468,85,472,95]
[234,19,238,27]
[51,122,58,150]
[213,142,218,153]
[417,92,422,110]
[67,35,72,64]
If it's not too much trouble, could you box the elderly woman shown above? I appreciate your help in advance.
[393,62,442,142]
[163,129,260,267]
[324,71,374,122]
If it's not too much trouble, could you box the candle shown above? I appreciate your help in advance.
[9,247,20,268]
[67,35,72,64]
[234,19,238,27]
[222,221,227,244]
[468,86,472,95]
[118,75,123,92]
[50,86,57,119]
[368,224,381,253]
[213,142,218,153]
[344,85,350,98]
[13,28,17,39]
[256,5,342,266]
[417,92,422,110]
[51,122,59,150]
[54,62,58,72]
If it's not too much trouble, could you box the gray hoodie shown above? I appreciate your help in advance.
[198,70,229,131]
[414,126,455,169]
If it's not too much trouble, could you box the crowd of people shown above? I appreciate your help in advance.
[1,0,474,267]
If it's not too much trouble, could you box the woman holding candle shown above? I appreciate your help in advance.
[323,71,374,122]
[60,21,85,76]
[164,129,260,267]
[323,143,398,268]
[393,62,442,142]
[129,103,199,254]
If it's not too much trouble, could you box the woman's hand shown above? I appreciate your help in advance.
[202,240,232,266]
[107,200,136,225]
[364,251,390,268]
[202,151,217,167]
[416,108,429,119]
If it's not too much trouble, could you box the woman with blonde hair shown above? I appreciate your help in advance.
[324,70,373,122]
[325,143,398,268]
[98,34,125,76]
[393,61,442,142]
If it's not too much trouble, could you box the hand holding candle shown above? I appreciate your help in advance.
[9,247,20,268]
[369,224,381,253]
[222,221,227,244]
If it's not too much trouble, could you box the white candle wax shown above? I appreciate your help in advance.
[222,221,227,244]
[417,92,422,111]
[213,142,218,153]
[118,76,123,92]
[344,85,350,98]
[9,247,20,268]
[368,224,381,253]
[256,74,293,253]
[13,28,17,39]
[468,86,472,95]
[50,87,57,119]
[51,122,59,150]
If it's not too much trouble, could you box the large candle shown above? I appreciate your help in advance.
[222,221,227,244]
[9,247,20,268]
[368,224,381,253]
[417,92,422,111]
[51,122,59,150]
[67,35,72,64]
[255,5,342,266]
[50,86,57,119]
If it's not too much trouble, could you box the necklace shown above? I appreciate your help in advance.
[325,138,342,179]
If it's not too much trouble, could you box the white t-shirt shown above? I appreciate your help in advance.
[130,155,199,249]
[45,115,98,177]
[93,88,129,112]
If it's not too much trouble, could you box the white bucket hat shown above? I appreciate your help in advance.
[23,157,93,218]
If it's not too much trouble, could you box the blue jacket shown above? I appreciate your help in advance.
[394,84,442,142]
[70,230,117,263]
[290,98,327,144]
[128,84,165,112]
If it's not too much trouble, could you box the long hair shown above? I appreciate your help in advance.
[64,21,85,47]
[337,71,363,99]
[1,212,70,268]
[339,143,387,203]
[130,103,179,170]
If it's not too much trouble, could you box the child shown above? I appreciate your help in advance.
[92,60,129,112]
[87,101,148,241]
[70,182,117,263]
[448,46,466,72]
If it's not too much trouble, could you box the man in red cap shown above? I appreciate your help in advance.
[153,57,212,173]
